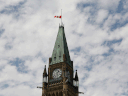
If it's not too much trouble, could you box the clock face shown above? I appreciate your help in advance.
[52,68,62,79]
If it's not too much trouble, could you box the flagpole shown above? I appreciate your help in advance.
[61,9,62,26]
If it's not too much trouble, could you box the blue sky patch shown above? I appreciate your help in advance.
[71,47,81,52]
[102,38,122,46]
[0,1,25,14]
[0,29,5,37]
[5,43,13,50]
[84,65,92,71]
[102,48,114,57]
[9,58,27,73]
[111,20,128,31]
[0,0,26,19]
[102,38,122,57]
[0,84,9,90]
[117,0,124,13]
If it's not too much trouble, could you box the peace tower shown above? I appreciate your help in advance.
[37,24,83,96]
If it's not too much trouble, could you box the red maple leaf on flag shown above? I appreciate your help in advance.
[54,16,61,18]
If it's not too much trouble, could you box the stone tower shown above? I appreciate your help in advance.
[41,24,80,96]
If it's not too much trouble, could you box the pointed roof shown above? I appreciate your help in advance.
[50,25,72,67]
[43,65,46,73]
[75,70,78,81]
[43,65,47,76]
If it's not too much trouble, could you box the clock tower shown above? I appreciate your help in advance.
[38,24,82,96]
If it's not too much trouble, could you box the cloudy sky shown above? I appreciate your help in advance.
[0,0,128,96]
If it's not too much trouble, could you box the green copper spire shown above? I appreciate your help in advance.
[50,25,72,67]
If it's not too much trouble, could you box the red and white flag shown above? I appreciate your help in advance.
[54,16,61,18]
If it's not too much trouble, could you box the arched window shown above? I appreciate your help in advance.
[59,52,61,60]
[52,93,55,96]
[54,57,56,61]
[59,91,62,96]
[56,92,59,96]
[54,53,56,57]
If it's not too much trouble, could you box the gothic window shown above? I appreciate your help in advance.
[68,71,70,82]
[54,53,56,57]
[52,93,55,96]
[59,52,61,60]
[54,53,56,61]
[63,71,65,77]
[59,91,62,96]
[56,92,59,96]
[59,56,61,60]
[54,57,56,61]
[58,45,60,48]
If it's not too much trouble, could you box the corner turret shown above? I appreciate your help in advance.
[73,70,79,87]
[43,65,47,83]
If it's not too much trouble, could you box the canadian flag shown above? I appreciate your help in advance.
[54,16,61,18]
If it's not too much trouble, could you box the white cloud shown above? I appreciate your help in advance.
[97,0,120,10]
[96,9,108,24]
[123,0,128,10]
[0,0,24,11]
[24,57,44,71]
[0,84,41,96]
[0,0,128,96]
[0,64,32,82]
